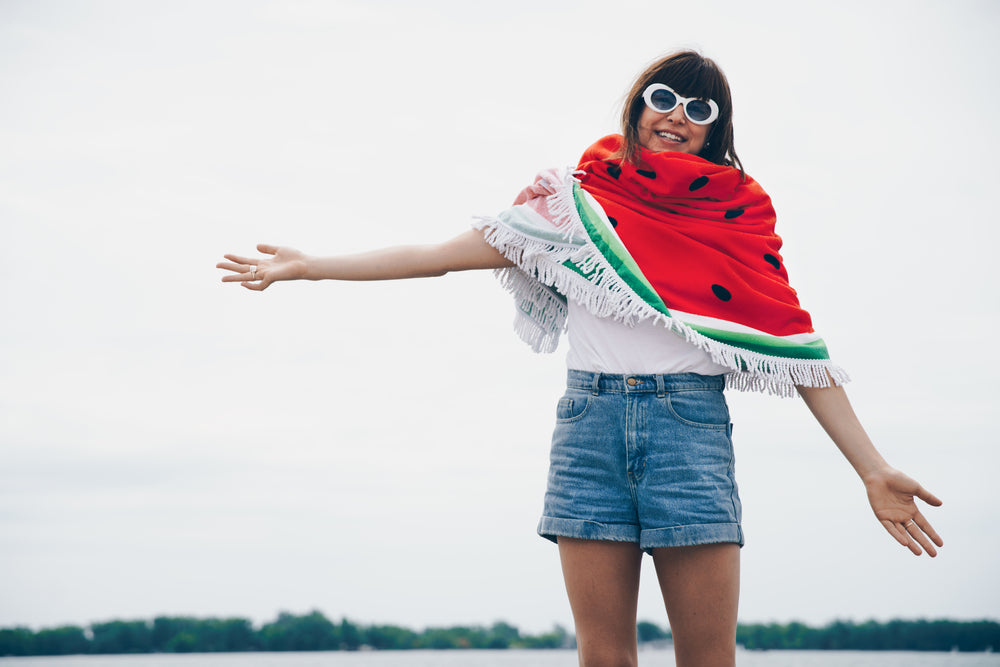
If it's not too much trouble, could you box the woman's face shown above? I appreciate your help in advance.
[636,103,711,156]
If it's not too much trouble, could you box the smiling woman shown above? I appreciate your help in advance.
[619,51,741,174]
[218,49,942,667]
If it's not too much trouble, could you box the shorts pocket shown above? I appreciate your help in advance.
[556,393,591,423]
[665,390,729,428]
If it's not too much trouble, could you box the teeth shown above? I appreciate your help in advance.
[656,131,684,142]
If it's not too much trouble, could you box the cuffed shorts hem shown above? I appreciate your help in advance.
[538,517,744,552]
[640,522,744,550]
[537,516,639,544]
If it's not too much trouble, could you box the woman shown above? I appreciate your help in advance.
[218,51,942,667]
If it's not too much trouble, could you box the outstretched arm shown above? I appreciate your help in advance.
[217,229,513,291]
[797,384,943,557]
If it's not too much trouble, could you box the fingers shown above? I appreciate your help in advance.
[218,250,272,288]
[221,273,250,283]
[222,253,258,265]
[896,520,924,556]
[882,519,928,557]
[216,261,248,274]
[903,518,939,557]
[218,264,258,283]
[218,244,279,273]
[217,258,258,284]
[217,257,268,289]
[882,519,910,550]
[913,513,944,549]
[905,484,944,555]
[221,272,263,285]
[884,516,941,557]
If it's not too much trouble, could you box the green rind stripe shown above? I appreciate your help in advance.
[686,322,831,359]
[571,185,671,317]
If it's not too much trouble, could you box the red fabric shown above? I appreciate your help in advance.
[577,135,814,337]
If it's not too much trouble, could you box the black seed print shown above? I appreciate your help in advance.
[711,284,732,301]
[689,176,709,191]
[764,254,781,270]
[607,163,622,179]
[637,169,657,179]
[724,209,745,219]
[608,217,618,228]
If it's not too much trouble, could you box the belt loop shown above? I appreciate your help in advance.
[591,373,601,396]
[655,374,665,397]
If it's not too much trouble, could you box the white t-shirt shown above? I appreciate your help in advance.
[564,300,729,375]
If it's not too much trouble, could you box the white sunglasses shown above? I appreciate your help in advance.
[642,83,719,125]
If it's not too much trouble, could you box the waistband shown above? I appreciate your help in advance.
[566,369,725,395]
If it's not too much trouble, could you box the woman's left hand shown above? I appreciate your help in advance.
[863,466,943,557]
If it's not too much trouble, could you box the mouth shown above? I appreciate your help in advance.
[655,130,685,143]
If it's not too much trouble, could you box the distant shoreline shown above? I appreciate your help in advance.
[1,613,997,656]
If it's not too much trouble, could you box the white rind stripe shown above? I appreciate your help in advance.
[669,309,823,344]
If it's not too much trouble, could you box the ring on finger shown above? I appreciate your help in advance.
[250,265,258,280]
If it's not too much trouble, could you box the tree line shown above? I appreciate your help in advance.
[1,613,997,656]
[0,613,570,656]
[735,619,999,652]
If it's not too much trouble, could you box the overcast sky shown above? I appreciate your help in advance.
[1,0,998,634]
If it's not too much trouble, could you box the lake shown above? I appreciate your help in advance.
[1,650,998,667]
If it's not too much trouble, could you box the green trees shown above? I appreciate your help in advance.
[90,620,153,654]
[0,612,575,655]
[1,614,997,655]
[0,628,34,656]
[258,612,338,651]
[0,626,90,656]
[637,620,671,644]
[155,617,257,652]
[734,619,1000,652]
[364,624,419,650]
[519,624,570,649]
[403,622,567,649]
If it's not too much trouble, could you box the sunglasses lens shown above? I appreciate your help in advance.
[686,100,713,123]
[648,88,677,112]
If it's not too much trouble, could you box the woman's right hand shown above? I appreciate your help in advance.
[217,243,309,291]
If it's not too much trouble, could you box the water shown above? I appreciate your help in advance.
[0,650,998,667]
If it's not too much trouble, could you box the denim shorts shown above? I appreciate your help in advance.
[538,370,744,551]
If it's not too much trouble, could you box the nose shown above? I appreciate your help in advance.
[665,104,687,123]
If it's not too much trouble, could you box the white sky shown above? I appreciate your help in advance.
[1,0,998,634]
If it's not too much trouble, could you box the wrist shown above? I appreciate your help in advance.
[299,255,321,281]
[858,460,893,485]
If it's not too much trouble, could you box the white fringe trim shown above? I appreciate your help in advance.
[473,173,849,397]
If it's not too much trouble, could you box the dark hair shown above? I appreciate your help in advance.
[620,51,743,176]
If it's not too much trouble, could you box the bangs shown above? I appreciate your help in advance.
[651,58,726,104]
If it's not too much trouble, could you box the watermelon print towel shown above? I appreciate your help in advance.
[473,134,849,397]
